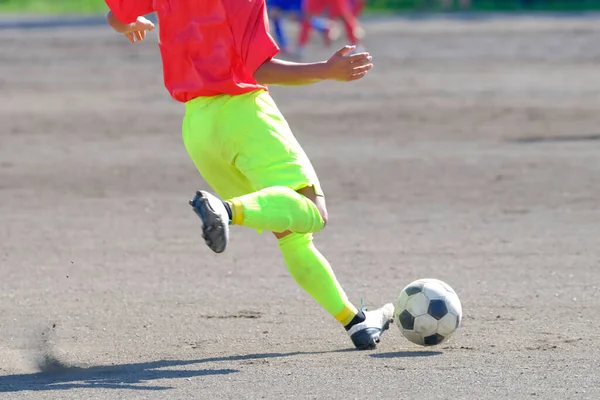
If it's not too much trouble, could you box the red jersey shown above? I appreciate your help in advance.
[105,0,280,102]
[303,0,351,18]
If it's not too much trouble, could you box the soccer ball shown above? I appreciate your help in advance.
[393,278,462,346]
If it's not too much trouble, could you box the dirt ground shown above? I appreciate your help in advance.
[1,14,600,399]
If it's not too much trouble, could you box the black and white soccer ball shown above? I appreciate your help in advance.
[393,278,462,346]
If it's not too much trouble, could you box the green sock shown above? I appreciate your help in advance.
[278,233,358,325]
[229,186,324,234]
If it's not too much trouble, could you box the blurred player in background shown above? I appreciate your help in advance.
[353,0,366,17]
[353,0,366,39]
[297,0,363,58]
[267,0,338,55]
[103,0,393,350]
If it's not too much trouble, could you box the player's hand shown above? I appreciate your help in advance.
[325,45,373,82]
[123,16,155,44]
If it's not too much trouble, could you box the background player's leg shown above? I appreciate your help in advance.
[297,15,313,57]
[331,0,359,46]
[270,8,290,53]
[339,12,359,46]
[297,0,324,58]
[309,17,338,48]
[310,16,328,33]
[352,0,366,40]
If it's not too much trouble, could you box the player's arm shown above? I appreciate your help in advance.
[105,1,154,43]
[107,11,155,43]
[254,46,373,86]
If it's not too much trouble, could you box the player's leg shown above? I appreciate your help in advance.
[270,186,360,336]
[294,0,334,38]
[297,0,325,58]
[332,0,360,46]
[351,0,366,40]
[309,16,328,33]
[312,17,341,48]
[297,17,313,58]
[272,187,394,350]
[183,92,327,249]
[339,16,359,47]
[271,9,290,53]
[293,7,338,49]
[268,1,291,53]
[183,95,261,253]
[218,91,329,235]
[187,90,393,349]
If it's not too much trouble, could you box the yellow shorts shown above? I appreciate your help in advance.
[182,90,323,201]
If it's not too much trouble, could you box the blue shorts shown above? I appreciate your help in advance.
[267,0,302,13]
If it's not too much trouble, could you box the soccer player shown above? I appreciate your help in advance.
[267,0,337,54]
[104,0,393,350]
[298,0,363,58]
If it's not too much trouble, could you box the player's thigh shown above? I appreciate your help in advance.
[226,91,324,197]
[182,97,255,200]
[187,145,254,200]
[297,185,328,225]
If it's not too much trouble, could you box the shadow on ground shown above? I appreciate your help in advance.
[0,350,364,392]
[370,351,443,359]
[0,358,236,392]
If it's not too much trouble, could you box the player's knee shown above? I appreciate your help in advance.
[315,198,328,228]
[273,230,292,239]
[297,185,328,229]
